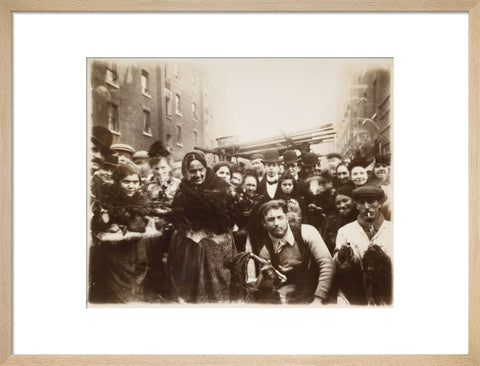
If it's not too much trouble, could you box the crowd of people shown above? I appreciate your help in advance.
[89,125,393,306]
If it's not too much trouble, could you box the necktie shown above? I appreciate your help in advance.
[267,180,278,185]
[276,239,288,253]
[368,224,377,239]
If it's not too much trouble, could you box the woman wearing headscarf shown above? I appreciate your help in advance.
[89,162,155,303]
[167,151,237,303]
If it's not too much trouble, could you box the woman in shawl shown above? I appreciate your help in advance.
[89,163,154,303]
[167,151,237,303]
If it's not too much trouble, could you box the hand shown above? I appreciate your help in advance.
[310,296,324,306]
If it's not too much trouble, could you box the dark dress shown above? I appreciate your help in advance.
[232,192,265,251]
[89,186,154,303]
[167,170,237,303]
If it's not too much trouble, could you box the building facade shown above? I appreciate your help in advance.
[89,59,224,162]
[335,68,392,161]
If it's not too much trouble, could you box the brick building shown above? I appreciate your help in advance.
[89,59,225,161]
[335,67,392,160]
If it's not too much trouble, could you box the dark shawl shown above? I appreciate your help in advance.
[170,169,236,234]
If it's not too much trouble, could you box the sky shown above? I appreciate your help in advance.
[199,58,392,143]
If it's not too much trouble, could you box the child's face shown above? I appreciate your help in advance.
[280,179,294,195]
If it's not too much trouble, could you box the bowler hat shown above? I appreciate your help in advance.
[352,185,385,202]
[301,152,318,167]
[262,150,281,164]
[283,150,300,165]
[375,155,391,166]
[104,154,120,168]
[91,125,113,152]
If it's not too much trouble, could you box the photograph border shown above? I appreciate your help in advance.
[1,1,478,365]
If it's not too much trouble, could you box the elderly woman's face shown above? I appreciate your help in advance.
[243,176,257,196]
[216,166,231,182]
[187,160,206,186]
[119,174,140,197]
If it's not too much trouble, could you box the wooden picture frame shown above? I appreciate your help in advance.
[0,1,478,365]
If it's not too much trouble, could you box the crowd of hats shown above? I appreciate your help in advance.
[92,125,390,199]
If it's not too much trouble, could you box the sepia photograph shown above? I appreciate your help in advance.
[87,58,393,307]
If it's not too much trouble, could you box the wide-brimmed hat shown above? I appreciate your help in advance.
[262,150,281,164]
[301,152,318,167]
[283,150,300,165]
[91,125,113,152]
[352,185,385,202]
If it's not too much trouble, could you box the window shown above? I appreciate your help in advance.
[165,89,172,117]
[175,93,182,116]
[105,68,118,87]
[191,73,197,90]
[176,125,182,145]
[174,63,179,80]
[141,70,150,95]
[166,134,172,151]
[107,102,119,133]
[192,102,197,120]
[164,63,169,80]
[193,130,198,146]
[143,110,151,135]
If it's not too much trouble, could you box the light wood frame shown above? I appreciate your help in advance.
[1,1,478,365]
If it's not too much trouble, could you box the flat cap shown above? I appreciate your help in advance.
[111,143,135,155]
[352,185,385,201]
[250,153,264,161]
[132,150,149,160]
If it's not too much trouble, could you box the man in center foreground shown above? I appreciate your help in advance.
[256,200,335,304]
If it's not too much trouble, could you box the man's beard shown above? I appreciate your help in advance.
[270,226,287,238]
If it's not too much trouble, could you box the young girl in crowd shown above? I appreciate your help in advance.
[275,173,304,228]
